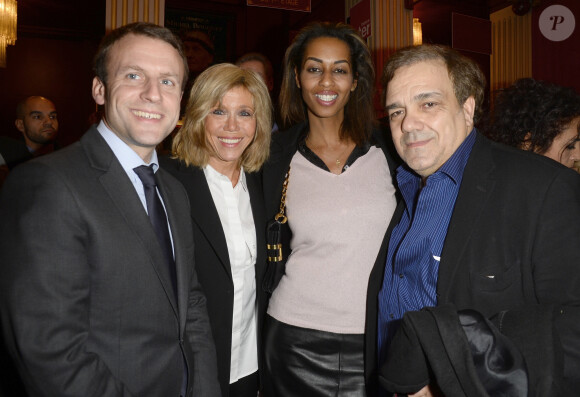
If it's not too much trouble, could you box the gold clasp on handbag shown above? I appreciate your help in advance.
[274,213,287,224]
[267,243,283,262]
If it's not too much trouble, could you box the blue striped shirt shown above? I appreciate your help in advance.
[377,129,476,368]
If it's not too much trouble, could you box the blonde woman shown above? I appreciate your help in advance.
[161,63,271,397]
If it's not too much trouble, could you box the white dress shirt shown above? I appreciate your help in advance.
[203,164,258,383]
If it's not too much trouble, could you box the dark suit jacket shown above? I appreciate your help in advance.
[0,136,32,169]
[162,158,268,397]
[0,127,220,396]
[366,132,580,395]
[262,122,400,396]
[379,305,528,396]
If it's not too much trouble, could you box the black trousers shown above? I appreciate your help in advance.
[230,371,259,397]
[262,315,366,397]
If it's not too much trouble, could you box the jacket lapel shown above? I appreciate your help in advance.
[246,172,267,283]
[178,165,232,279]
[82,128,179,315]
[438,134,497,302]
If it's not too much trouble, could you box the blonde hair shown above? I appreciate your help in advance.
[172,63,272,172]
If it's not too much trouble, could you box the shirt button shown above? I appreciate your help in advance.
[390,313,394,319]
[399,273,404,278]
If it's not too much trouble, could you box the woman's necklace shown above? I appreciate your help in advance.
[306,134,354,172]
[334,144,352,167]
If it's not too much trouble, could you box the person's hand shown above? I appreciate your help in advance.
[409,384,439,397]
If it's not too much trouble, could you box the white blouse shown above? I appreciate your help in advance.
[204,165,258,383]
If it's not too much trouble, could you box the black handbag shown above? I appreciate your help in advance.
[263,166,290,294]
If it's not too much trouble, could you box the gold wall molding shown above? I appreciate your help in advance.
[346,0,413,115]
[106,0,164,32]
[490,6,532,95]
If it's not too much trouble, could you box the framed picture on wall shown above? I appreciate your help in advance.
[165,8,236,81]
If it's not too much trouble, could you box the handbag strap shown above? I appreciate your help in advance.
[274,166,290,224]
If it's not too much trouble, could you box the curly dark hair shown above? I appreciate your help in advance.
[485,78,580,154]
[278,22,375,145]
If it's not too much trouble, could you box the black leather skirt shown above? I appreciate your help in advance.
[262,315,366,397]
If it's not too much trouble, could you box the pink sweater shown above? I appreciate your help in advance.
[267,146,397,334]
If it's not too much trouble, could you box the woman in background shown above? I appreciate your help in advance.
[261,22,398,396]
[485,78,580,171]
[162,63,271,397]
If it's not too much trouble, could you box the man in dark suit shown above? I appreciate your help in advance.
[0,22,219,396]
[371,45,580,396]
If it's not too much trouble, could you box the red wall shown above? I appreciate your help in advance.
[412,0,491,112]
[0,0,345,146]
[0,37,99,146]
[532,0,580,92]
[167,0,345,105]
[0,0,104,146]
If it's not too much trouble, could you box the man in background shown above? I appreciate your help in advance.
[182,29,215,81]
[236,52,274,94]
[0,96,58,170]
[236,52,279,132]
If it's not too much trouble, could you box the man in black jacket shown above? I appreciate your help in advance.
[372,44,580,396]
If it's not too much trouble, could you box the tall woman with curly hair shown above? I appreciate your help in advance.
[261,22,398,396]
[485,78,580,170]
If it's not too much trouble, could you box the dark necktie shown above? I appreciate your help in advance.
[133,165,177,297]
